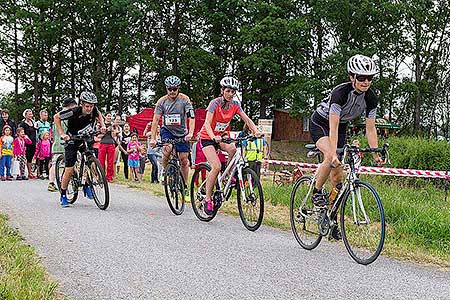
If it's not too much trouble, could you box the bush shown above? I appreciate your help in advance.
[353,135,450,171]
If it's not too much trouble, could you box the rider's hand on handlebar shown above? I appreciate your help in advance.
[373,153,386,167]
[213,135,222,143]
[61,134,70,141]
[330,155,342,169]
[185,133,193,141]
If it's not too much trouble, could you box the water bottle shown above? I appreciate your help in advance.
[329,183,343,205]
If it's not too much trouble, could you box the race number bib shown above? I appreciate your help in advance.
[164,114,181,126]
[214,122,229,132]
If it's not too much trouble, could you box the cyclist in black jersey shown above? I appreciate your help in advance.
[309,54,385,239]
[54,92,106,207]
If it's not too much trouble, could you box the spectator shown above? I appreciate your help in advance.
[242,125,268,178]
[144,122,160,183]
[36,109,51,138]
[127,133,143,183]
[13,127,32,180]
[34,131,52,179]
[0,125,14,181]
[120,123,132,179]
[113,114,123,174]
[0,109,17,138]
[99,123,120,183]
[19,109,37,179]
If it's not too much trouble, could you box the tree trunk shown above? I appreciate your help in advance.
[137,59,142,111]
[13,19,19,105]
[118,66,125,115]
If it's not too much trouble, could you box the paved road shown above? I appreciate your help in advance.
[0,181,449,300]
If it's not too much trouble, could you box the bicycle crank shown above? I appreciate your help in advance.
[317,209,330,236]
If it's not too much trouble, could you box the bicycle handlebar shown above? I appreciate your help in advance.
[331,143,389,168]
[221,134,265,144]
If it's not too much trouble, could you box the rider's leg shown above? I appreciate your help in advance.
[314,136,334,190]
[178,152,190,184]
[202,145,221,200]
[61,166,74,191]
[162,144,172,169]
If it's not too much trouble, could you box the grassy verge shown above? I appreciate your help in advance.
[0,214,61,300]
[115,163,450,268]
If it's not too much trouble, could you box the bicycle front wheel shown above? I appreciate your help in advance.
[289,176,322,250]
[340,180,385,265]
[86,156,110,210]
[237,168,264,231]
[55,154,65,192]
[164,163,185,215]
[190,163,218,222]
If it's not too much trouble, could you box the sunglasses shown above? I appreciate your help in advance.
[167,87,178,92]
[355,74,374,82]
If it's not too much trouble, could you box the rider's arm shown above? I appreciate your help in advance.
[366,118,381,161]
[186,99,195,138]
[328,113,340,158]
[54,113,64,136]
[203,111,216,140]
[150,114,161,141]
[96,110,106,129]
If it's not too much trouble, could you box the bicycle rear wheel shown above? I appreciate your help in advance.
[86,156,110,210]
[340,180,385,265]
[237,168,264,231]
[190,163,218,222]
[163,163,185,215]
[289,176,322,250]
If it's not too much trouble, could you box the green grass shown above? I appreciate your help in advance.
[0,214,61,300]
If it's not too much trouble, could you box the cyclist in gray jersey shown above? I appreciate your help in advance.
[309,54,385,240]
[149,76,195,184]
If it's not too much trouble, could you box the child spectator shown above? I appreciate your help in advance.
[34,131,52,179]
[13,127,32,180]
[127,133,143,183]
[0,125,14,181]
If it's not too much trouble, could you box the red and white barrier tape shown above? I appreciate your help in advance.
[265,159,450,180]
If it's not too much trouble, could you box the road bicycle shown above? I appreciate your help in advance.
[56,129,109,210]
[289,143,389,264]
[158,138,187,215]
[190,135,264,231]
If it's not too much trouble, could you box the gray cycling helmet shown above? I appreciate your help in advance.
[80,91,98,104]
[220,76,240,90]
[164,75,181,87]
[347,54,378,76]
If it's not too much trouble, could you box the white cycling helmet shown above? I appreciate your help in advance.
[347,54,378,76]
[220,76,240,90]
[80,91,98,104]
[165,75,181,87]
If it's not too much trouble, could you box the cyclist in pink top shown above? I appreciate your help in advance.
[199,76,261,215]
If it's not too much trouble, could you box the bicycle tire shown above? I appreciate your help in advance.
[55,154,65,192]
[289,176,322,250]
[163,163,185,215]
[340,180,385,265]
[86,156,110,210]
[190,163,218,222]
[236,168,264,231]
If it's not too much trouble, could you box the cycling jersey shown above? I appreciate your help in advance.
[154,93,194,138]
[59,106,99,135]
[200,97,242,140]
[316,82,378,123]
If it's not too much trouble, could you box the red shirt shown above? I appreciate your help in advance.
[200,97,242,140]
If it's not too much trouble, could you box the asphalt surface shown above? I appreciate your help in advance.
[0,180,449,300]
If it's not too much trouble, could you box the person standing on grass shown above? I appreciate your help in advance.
[144,122,161,184]
[0,125,14,181]
[13,127,32,180]
[0,109,17,138]
[120,123,132,180]
[127,133,143,183]
[19,109,38,179]
[34,131,52,179]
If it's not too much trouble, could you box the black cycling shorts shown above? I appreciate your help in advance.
[200,139,220,151]
[309,112,347,148]
[64,142,84,168]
